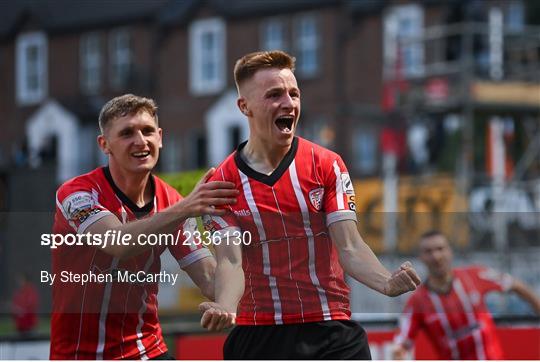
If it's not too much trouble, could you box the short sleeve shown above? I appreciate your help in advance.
[473,266,513,293]
[55,182,113,234]
[168,217,213,269]
[394,295,424,348]
[322,155,358,227]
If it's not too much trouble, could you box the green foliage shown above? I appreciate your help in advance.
[159,169,209,232]
[0,316,50,337]
[158,169,206,196]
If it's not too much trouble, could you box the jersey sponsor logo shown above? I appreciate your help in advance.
[341,173,354,195]
[62,191,100,224]
[309,187,324,211]
[234,209,251,217]
[347,194,356,211]
[74,208,101,224]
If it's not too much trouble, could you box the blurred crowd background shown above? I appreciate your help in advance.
[0,0,539,358]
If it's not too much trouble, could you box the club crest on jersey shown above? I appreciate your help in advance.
[202,215,217,233]
[309,187,324,211]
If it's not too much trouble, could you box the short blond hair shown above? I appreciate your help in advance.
[234,50,296,89]
[98,94,158,133]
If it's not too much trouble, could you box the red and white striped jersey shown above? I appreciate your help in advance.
[394,266,513,360]
[51,167,211,360]
[203,137,357,325]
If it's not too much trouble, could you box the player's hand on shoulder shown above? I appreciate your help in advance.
[182,168,239,217]
[384,261,421,297]
[199,301,236,332]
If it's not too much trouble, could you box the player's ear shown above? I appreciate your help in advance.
[237,97,251,117]
[158,128,163,148]
[97,134,111,155]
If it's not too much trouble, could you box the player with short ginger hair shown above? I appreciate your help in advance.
[392,230,540,360]
[51,94,239,359]
[199,51,421,359]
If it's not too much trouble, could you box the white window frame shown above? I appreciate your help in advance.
[261,18,287,51]
[294,14,320,78]
[353,128,378,174]
[109,28,131,89]
[383,4,424,79]
[80,32,102,94]
[189,18,226,96]
[16,32,48,105]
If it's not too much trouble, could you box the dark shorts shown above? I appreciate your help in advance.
[223,320,372,360]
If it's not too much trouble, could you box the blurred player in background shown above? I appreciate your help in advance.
[51,94,238,359]
[393,230,540,360]
[199,50,421,359]
[11,272,39,335]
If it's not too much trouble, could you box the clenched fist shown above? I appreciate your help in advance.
[199,302,236,332]
[384,261,421,297]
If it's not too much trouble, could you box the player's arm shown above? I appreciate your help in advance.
[509,278,540,314]
[392,300,422,359]
[329,220,420,296]
[477,267,540,315]
[199,231,244,332]
[392,344,410,360]
[392,316,417,360]
[84,168,238,259]
[183,256,216,301]
[214,236,244,312]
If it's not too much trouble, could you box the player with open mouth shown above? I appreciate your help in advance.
[200,50,421,360]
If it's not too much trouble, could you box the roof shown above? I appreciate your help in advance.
[0,0,463,39]
[0,0,170,38]
[158,0,339,27]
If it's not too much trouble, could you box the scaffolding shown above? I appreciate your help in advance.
[380,18,540,251]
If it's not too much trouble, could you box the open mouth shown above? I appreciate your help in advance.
[275,116,294,133]
[132,151,150,159]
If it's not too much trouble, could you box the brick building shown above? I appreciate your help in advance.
[0,0,538,315]
[1,0,537,181]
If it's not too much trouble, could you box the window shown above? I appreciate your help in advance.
[297,117,334,148]
[353,129,378,174]
[261,18,286,51]
[294,14,319,77]
[384,4,424,78]
[80,32,102,94]
[189,18,226,95]
[16,32,47,105]
[161,134,182,172]
[109,28,131,89]
[506,1,524,33]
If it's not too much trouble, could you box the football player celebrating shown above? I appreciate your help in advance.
[200,51,421,359]
[51,94,238,359]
